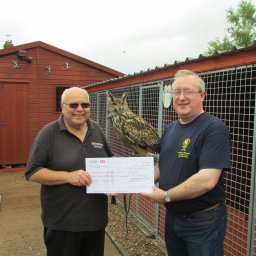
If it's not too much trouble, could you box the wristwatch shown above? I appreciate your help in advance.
[164,191,171,203]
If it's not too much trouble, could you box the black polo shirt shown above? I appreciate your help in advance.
[159,112,231,215]
[25,115,113,232]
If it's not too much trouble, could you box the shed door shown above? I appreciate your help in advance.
[0,83,29,165]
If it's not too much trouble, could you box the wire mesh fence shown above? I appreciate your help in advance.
[89,65,256,256]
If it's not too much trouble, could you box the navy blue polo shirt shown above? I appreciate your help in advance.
[25,115,113,232]
[159,112,231,215]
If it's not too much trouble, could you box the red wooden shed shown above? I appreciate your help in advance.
[0,41,123,166]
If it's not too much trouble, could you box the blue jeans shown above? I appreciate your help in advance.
[165,204,227,256]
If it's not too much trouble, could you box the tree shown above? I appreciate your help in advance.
[207,0,256,55]
[3,40,14,49]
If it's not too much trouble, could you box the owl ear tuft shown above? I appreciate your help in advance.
[121,92,128,101]
[107,91,115,102]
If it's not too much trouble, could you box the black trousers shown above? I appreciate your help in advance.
[44,228,105,256]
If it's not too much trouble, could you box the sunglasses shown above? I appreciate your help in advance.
[63,102,90,109]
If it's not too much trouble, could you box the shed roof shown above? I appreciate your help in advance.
[0,41,123,77]
[83,41,256,90]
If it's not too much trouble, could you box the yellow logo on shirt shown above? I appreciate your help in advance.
[178,138,190,158]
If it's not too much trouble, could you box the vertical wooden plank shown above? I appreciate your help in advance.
[0,83,4,163]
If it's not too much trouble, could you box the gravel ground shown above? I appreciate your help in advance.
[107,199,167,256]
[0,171,119,256]
[0,170,167,256]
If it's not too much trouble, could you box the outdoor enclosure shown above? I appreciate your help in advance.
[88,65,256,256]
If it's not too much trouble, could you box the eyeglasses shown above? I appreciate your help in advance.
[63,102,90,109]
[173,90,202,96]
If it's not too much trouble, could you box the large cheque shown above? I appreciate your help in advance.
[86,157,154,193]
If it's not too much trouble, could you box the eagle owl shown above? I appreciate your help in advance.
[106,91,160,158]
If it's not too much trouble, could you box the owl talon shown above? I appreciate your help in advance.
[146,153,159,164]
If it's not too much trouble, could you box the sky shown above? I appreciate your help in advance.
[0,0,247,74]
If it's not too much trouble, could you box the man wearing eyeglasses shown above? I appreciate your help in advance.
[143,70,231,256]
[25,87,113,256]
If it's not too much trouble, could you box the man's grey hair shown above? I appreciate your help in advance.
[61,87,89,103]
[172,70,205,92]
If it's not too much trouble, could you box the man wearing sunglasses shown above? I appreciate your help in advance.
[143,70,231,256]
[25,87,113,256]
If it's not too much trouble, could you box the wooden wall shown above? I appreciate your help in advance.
[0,42,122,165]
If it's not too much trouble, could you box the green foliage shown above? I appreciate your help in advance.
[3,40,14,49]
[207,36,234,55]
[206,0,256,55]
